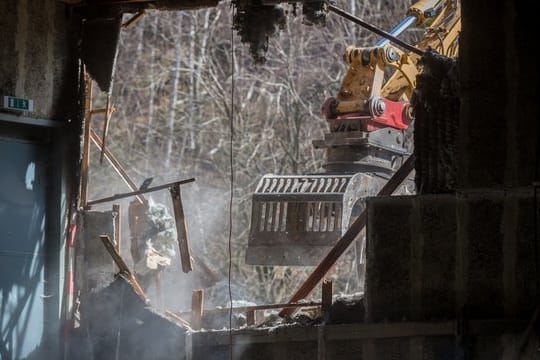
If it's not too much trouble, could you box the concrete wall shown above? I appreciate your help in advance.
[190,323,532,359]
[366,191,538,323]
[0,0,79,121]
[458,0,539,188]
[75,277,187,360]
[0,1,81,359]
[413,53,459,194]
[362,2,540,358]
[79,211,116,294]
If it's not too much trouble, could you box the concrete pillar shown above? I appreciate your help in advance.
[458,0,539,188]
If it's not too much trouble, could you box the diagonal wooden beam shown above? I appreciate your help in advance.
[191,290,204,330]
[89,128,145,204]
[80,75,93,208]
[170,184,193,273]
[122,10,146,28]
[99,235,147,301]
[279,155,415,318]
[165,310,190,328]
[87,178,195,206]
[99,94,114,165]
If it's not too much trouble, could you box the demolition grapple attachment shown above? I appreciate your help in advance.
[246,173,385,265]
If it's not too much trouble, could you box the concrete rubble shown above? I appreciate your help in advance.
[71,276,187,360]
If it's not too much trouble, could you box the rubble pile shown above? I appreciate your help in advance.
[73,276,187,360]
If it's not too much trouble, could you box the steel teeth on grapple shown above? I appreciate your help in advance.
[246,173,383,266]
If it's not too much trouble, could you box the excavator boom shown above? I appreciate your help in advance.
[246,0,460,267]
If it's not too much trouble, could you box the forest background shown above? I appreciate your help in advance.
[88,0,411,312]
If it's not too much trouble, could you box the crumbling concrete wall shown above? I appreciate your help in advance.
[70,276,187,360]
[190,324,532,359]
[362,1,540,358]
[0,0,79,120]
[78,210,116,294]
[366,191,538,323]
[413,52,459,194]
[0,1,81,359]
[372,0,539,322]
[458,0,539,188]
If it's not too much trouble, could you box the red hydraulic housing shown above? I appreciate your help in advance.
[321,96,412,132]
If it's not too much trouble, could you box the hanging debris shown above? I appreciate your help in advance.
[302,0,328,26]
[233,4,287,64]
[412,50,459,194]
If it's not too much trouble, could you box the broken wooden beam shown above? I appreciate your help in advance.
[165,310,191,328]
[246,310,257,326]
[80,75,93,208]
[87,178,195,206]
[178,302,323,318]
[191,289,204,330]
[99,94,114,165]
[89,128,145,204]
[90,108,107,115]
[112,204,121,253]
[279,155,415,318]
[122,10,146,28]
[99,235,147,301]
[170,184,193,273]
[321,279,333,318]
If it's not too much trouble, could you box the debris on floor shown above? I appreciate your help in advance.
[74,275,187,360]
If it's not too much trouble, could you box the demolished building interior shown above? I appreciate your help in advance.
[0,0,538,359]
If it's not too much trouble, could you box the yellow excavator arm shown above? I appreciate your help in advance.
[246,0,461,267]
[324,0,460,121]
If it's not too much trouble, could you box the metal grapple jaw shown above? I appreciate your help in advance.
[246,173,385,265]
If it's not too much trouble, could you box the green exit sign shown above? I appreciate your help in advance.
[3,96,34,111]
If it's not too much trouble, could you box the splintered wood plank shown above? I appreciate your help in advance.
[177,302,322,318]
[170,184,193,273]
[99,94,114,165]
[191,290,204,330]
[122,10,146,28]
[279,155,415,318]
[99,235,147,301]
[112,204,121,253]
[87,178,195,206]
[89,128,145,203]
[80,75,92,208]
[246,309,257,326]
[321,279,333,317]
[165,310,190,328]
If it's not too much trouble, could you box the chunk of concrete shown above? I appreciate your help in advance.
[366,190,538,323]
